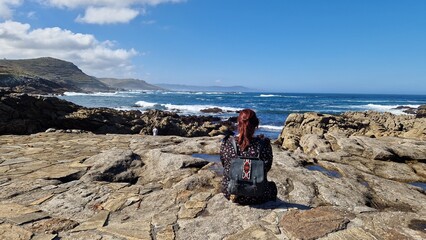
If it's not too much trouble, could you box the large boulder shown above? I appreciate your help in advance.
[80,150,142,183]
[417,105,426,118]
[278,111,426,150]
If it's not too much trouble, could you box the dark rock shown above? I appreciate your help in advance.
[417,105,426,118]
[200,107,223,113]
[393,105,418,115]
[0,92,235,136]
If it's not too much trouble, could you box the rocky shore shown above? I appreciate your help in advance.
[0,90,234,137]
[0,93,425,239]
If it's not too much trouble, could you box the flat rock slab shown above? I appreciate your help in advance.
[9,211,50,225]
[29,218,79,234]
[100,221,151,240]
[30,233,58,240]
[280,206,350,240]
[0,203,38,219]
[0,223,33,240]
[22,165,85,180]
[0,157,34,167]
[30,194,55,206]
[225,224,279,240]
[70,210,109,232]
[322,227,377,240]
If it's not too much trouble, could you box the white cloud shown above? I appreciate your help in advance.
[39,0,186,24]
[142,19,156,25]
[40,0,185,9]
[0,20,138,77]
[26,11,36,19]
[76,7,139,24]
[0,0,22,19]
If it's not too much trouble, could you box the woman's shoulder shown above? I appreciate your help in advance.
[221,134,235,144]
[254,134,271,144]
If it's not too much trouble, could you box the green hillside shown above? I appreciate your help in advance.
[98,78,165,91]
[0,57,110,92]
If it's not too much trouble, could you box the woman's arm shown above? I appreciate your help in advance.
[220,136,233,166]
[261,138,273,172]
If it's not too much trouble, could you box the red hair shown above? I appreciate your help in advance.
[237,109,259,151]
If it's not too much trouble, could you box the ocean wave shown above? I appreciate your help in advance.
[113,106,135,111]
[163,103,240,113]
[160,91,243,95]
[133,101,241,114]
[350,104,420,115]
[258,94,307,98]
[63,91,139,97]
[259,125,283,131]
[135,101,158,108]
[259,94,279,97]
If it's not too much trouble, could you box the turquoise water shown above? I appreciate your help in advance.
[60,91,426,139]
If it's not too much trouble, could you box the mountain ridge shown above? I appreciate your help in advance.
[0,57,165,94]
[98,78,164,91]
[0,57,110,93]
[156,83,255,92]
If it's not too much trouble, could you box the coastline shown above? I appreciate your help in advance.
[1,91,426,239]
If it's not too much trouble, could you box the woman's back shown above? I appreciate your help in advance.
[220,134,277,205]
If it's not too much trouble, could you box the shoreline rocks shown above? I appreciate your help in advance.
[278,111,426,152]
[0,91,234,136]
[1,91,426,239]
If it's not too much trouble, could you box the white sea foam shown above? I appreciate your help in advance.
[63,92,94,96]
[135,101,158,108]
[161,91,240,95]
[163,103,240,113]
[113,106,134,111]
[63,91,138,97]
[133,101,240,114]
[350,104,420,115]
[259,125,283,131]
[258,94,306,98]
[259,94,279,97]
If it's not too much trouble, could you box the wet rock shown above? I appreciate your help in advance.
[394,105,418,115]
[417,105,426,118]
[200,107,223,113]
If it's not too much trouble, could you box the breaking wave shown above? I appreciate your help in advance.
[134,101,240,114]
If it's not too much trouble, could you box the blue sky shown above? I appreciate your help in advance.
[0,0,425,94]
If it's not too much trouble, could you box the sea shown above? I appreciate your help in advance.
[60,91,426,140]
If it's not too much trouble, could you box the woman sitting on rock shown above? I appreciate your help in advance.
[220,108,277,205]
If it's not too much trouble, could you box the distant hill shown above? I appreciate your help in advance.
[156,83,255,92]
[98,78,165,91]
[0,57,110,93]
